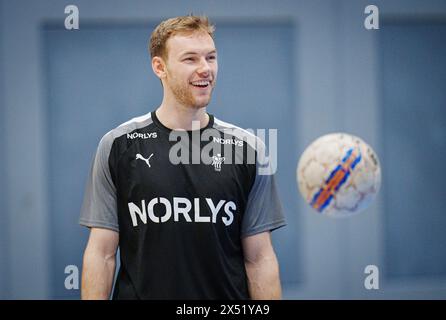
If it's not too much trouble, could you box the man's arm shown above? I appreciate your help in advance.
[242,231,282,300]
[81,227,119,300]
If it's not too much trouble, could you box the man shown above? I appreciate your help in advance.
[80,15,286,300]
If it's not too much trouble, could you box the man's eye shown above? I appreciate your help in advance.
[208,56,216,60]
[184,57,195,62]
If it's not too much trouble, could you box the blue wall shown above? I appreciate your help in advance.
[0,0,10,299]
[1,0,446,299]
[381,22,446,280]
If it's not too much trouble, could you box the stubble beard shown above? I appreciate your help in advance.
[167,77,214,110]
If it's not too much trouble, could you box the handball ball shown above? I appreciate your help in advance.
[296,133,381,217]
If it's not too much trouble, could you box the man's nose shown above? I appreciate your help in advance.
[197,57,210,75]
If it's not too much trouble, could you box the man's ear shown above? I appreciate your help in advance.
[152,56,167,79]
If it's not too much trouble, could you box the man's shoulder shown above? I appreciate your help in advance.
[100,112,154,143]
[94,112,154,153]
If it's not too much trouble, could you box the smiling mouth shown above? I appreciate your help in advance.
[190,80,211,88]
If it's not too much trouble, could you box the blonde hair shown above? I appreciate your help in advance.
[149,15,215,60]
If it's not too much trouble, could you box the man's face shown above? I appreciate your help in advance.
[163,32,218,109]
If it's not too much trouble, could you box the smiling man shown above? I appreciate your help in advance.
[79,15,286,300]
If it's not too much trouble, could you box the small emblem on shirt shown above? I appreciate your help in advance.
[213,136,243,147]
[212,154,225,172]
[136,153,154,167]
[127,132,157,139]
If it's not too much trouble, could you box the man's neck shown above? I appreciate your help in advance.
[156,102,209,131]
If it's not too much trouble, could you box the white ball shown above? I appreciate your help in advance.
[296,133,381,217]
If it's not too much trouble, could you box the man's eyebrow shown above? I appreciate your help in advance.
[180,50,217,57]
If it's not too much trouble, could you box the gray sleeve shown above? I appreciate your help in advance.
[79,132,119,232]
[241,139,286,238]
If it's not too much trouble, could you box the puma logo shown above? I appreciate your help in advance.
[136,153,154,167]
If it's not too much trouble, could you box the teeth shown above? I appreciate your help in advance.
[191,81,210,86]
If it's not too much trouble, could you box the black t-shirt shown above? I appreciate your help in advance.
[80,111,286,299]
